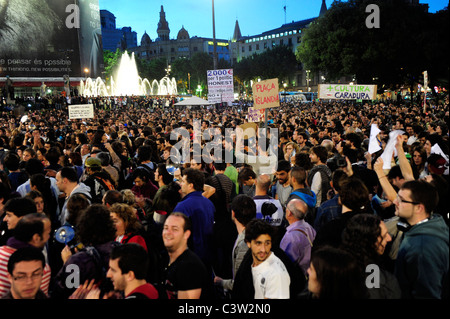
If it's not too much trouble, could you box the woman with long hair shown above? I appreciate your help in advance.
[341,213,401,299]
[304,246,368,299]
[410,145,428,179]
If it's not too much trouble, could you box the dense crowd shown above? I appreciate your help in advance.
[0,93,448,300]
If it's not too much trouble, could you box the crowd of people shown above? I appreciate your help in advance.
[0,93,448,300]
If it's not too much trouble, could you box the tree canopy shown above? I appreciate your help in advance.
[234,45,298,83]
[296,0,449,89]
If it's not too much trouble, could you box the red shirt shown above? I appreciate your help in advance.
[125,283,158,299]
[117,233,148,252]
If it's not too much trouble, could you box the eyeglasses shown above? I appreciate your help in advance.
[13,271,43,282]
[397,195,420,205]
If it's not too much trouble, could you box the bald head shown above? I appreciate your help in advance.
[321,139,334,153]
[256,174,271,192]
[286,198,308,221]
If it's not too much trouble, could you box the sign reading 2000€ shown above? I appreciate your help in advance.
[318,84,377,100]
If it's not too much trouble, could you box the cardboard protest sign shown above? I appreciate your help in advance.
[248,107,266,122]
[252,78,280,109]
[68,104,94,119]
[238,122,259,139]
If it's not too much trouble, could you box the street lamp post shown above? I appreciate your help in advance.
[84,68,89,81]
[212,0,217,70]
[306,70,311,92]
[188,73,191,94]
[165,65,172,77]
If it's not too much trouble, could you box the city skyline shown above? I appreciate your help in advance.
[98,0,448,43]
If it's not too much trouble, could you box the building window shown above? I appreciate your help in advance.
[194,47,198,52]
[280,39,283,46]
[256,44,259,50]
[171,47,175,52]
[242,46,245,53]
[249,45,252,51]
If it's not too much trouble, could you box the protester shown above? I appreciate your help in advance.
[0,92,448,302]
[1,246,48,299]
[162,212,212,299]
[0,213,52,298]
[232,218,291,299]
[341,213,401,299]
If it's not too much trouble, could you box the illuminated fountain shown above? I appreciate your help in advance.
[80,51,178,97]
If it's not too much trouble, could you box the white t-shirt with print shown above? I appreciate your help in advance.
[251,252,290,299]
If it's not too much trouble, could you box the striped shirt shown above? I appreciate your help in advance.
[0,245,51,298]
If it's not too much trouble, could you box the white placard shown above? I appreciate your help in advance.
[318,84,377,100]
[68,104,94,120]
[207,69,234,105]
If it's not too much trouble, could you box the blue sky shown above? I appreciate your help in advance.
[98,0,448,43]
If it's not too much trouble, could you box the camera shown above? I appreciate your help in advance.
[327,154,347,171]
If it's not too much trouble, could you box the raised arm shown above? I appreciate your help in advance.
[373,157,397,202]
[395,135,415,181]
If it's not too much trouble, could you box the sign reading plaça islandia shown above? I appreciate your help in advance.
[318,84,377,100]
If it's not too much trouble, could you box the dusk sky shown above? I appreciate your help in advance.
[98,0,448,42]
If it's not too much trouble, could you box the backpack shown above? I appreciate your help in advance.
[88,175,115,203]
[84,242,120,296]
[122,227,168,299]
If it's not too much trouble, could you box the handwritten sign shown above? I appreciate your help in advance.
[252,78,280,109]
[207,69,234,105]
[318,84,377,100]
[68,104,94,120]
[248,107,266,122]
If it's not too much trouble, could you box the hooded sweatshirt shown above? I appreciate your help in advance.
[287,188,317,226]
[395,214,449,299]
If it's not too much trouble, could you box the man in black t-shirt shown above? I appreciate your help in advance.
[162,212,212,299]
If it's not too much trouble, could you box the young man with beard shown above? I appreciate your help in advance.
[393,180,449,299]
[274,160,293,209]
[243,219,291,299]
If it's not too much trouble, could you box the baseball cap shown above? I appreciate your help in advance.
[85,157,102,168]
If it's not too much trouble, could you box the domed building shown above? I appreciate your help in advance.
[177,26,189,41]
[129,5,231,65]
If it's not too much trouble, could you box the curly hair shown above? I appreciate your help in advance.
[76,204,116,246]
[109,203,143,235]
[341,214,382,270]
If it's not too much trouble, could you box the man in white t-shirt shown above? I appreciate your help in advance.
[245,219,290,299]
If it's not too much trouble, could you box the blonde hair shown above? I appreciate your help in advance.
[120,189,136,205]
